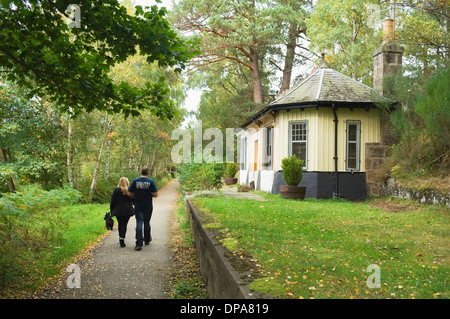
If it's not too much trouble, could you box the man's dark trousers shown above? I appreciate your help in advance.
[135,206,152,247]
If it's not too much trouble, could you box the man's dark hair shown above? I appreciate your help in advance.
[141,167,150,176]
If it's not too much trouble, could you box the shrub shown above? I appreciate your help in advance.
[414,67,450,153]
[178,161,225,192]
[237,183,251,192]
[281,155,303,186]
[384,68,450,180]
[225,163,238,178]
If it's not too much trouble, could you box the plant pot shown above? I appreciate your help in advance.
[224,177,238,185]
[280,185,306,200]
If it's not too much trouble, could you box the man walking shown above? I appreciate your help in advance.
[128,167,158,251]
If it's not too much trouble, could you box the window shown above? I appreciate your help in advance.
[346,121,360,172]
[263,127,273,169]
[289,122,307,169]
[240,137,247,170]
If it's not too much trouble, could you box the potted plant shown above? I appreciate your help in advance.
[224,163,238,185]
[280,155,306,199]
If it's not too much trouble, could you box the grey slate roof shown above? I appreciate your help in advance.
[270,67,386,106]
[238,65,395,129]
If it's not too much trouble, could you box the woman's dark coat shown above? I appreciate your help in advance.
[110,187,134,217]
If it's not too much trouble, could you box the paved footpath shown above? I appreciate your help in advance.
[220,186,267,201]
[35,180,180,299]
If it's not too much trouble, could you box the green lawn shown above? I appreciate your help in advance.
[0,203,108,298]
[191,195,449,299]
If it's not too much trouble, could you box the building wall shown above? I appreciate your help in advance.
[274,107,381,172]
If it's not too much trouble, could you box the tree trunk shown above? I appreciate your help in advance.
[66,118,74,188]
[249,47,263,105]
[0,147,15,192]
[88,141,104,203]
[280,23,299,93]
[105,117,112,181]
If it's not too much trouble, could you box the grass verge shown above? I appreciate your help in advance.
[191,195,449,299]
[0,203,108,298]
[168,197,207,299]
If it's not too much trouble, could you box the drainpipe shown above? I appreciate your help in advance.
[332,104,339,198]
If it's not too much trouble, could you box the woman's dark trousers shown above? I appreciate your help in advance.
[116,215,131,240]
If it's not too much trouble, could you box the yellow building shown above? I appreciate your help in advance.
[237,63,392,200]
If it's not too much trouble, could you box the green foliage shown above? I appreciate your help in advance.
[225,163,238,178]
[306,0,381,84]
[0,184,85,293]
[396,1,449,74]
[384,68,450,181]
[178,161,225,192]
[0,80,66,189]
[281,155,303,186]
[171,0,311,104]
[0,0,197,118]
[0,202,107,297]
[0,184,82,214]
[414,68,450,152]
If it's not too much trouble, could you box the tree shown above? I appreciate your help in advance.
[306,0,381,84]
[0,79,66,191]
[0,0,196,118]
[171,0,311,104]
[396,0,449,75]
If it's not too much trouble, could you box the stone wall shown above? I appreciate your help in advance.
[365,143,449,207]
[186,199,268,299]
[381,176,450,207]
[365,142,389,197]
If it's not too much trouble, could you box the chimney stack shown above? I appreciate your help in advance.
[373,18,403,94]
[373,7,404,145]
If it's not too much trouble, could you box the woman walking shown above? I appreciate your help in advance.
[110,177,134,247]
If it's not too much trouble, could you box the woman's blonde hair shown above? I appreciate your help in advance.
[117,177,130,196]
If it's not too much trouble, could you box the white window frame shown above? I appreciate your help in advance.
[288,121,308,170]
[240,136,248,170]
[346,121,361,172]
[262,126,273,170]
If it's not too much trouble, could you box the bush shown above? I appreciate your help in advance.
[178,161,225,192]
[237,183,251,192]
[414,67,450,153]
[0,184,82,214]
[385,68,450,180]
[281,155,303,186]
[0,184,83,290]
[225,163,238,178]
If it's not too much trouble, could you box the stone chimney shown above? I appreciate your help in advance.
[373,16,403,145]
[373,19,404,93]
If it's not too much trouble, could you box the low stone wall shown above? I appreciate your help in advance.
[381,176,450,207]
[186,199,267,299]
